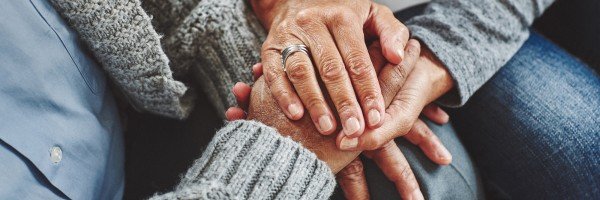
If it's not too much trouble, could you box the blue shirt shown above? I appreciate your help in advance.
[0,0,124,199]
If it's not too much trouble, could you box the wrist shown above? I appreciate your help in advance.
[417,47,454,101]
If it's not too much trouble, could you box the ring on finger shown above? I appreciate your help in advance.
[281,44,310,72]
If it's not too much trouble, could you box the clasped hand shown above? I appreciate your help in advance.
[226,0,455,199]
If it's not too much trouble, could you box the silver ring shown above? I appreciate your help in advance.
[281,44,309,72]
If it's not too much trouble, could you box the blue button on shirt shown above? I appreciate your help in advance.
[0,0,124,199]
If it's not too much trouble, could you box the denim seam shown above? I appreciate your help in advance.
[448,163,477,199]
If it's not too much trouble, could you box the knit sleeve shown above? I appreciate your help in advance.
[161,0,266,117]
[149,120,336,200]
[407,0,555,107]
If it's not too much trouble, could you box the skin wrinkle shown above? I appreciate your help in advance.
[48,0,564,198]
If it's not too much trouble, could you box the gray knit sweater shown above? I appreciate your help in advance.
[149,120,335,199]
[48,0,554,199]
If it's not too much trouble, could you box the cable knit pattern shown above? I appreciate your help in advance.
[150,121,336,200]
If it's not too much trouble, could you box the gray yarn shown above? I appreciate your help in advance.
[149,120,336,199]
[49,0,264,119]
[49,1,335,199]
[407,0,555,106]
[46,0,558,199]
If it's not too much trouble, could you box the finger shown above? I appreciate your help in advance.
[252,63,264,81]
[404,119,452,165]
[422,104,449,125]
[379,39,421,106]
[337,40,422,150]
[350,60,433,151]
[284,44,337,135]
[303,26,365,138]
[225,107,246,121]
[365,3,411,64]
[262,47,305,120]
[233,82,252,110]
[328,15,385,129]
[367,41,386,74]
[364,142,424,200]
[337,158,370,200]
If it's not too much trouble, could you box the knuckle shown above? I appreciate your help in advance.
[391,63,409,80]
[320,59,346,82]
[286,60,312,83]
[346,54,372,78]
[339,159,364,177]
[294,10,314,26]
[336,98,357,115]
[304,96,327,110]
[272,87,292,103]
[396,166,415,183]
[328,9,356,24]
[361,93,378,106]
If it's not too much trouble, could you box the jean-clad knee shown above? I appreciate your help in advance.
[451,32,600,199]
[329,119,484,200]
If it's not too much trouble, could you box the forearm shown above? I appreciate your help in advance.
[150,120,336,199]
[407,0,555,106]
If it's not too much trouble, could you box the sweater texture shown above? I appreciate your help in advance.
[149,120,336,199]
[48,0,555,199]
[407,0,555,106]
[49,0,265,119]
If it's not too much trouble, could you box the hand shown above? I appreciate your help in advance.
[226,82,449,200]
[251,0,411,138]
[225,40,453,198]
[336,42,454,152]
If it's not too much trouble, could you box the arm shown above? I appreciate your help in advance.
[407,0,555,106]
[150,120,336,199]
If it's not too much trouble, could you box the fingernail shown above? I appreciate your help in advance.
[288,104,302,116]
[397,48,405,61]
[411,189,425,200]
[318,115,333,132]
[340,136,358,150]
[344,117,360,136]
[436,147,452,162]
[368,109,381,126]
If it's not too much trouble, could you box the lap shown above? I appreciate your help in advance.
[332,119,484,200]
[451,32,600,199]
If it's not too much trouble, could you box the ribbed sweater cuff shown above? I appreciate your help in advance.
[151,120,336,199]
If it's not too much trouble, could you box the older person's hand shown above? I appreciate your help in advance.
[225,39,453,199]
[250,0,410,138]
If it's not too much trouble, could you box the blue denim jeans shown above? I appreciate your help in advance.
[337,32,600,199]
[450,32,600,199]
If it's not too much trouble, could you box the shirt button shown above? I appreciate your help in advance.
[50,146,62,164]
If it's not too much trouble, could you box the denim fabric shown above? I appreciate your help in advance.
[370,120,484,199]
[451,32,600,199]
[330,118,484,200]
[0,0,124,199]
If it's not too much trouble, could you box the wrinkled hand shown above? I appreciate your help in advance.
[226,39,454,199]
[333,41,455,200]
[251,0,411,138]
